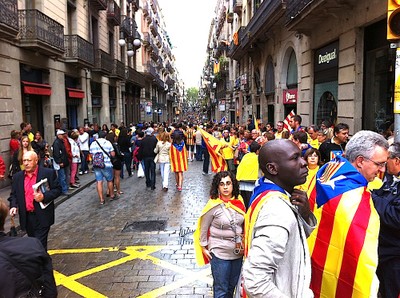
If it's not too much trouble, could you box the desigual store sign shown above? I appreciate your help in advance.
[283,88,298,105]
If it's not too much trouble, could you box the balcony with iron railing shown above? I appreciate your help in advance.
[89,0,107,10]
[64,35,94,67]
[233,0,243,14]
[93,49,113,74]
[284,0,357,31]
[0,0,19,38]
[150,45,159,61]
[143,1,149,16]
[156,34,162,48]
[239,0,286,50]
[227,26,245,60]
[144,62,158,79]
[150,23,158,37]
[110,59,125,79]
[126,66,145,87]
[107,0,121,26]
[18,9,64,56]
[131,0,140,11]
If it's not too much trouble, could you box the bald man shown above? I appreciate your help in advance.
[242,139,316,297]
[9,151,61,250]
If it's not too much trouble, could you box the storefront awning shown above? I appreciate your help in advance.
[67,87,85,99]
[22,81,52,96]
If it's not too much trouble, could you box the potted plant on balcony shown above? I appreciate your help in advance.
[226,12,234,23]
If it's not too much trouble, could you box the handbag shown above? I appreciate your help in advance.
[0,250,44,297]
[137,163,145,178]
[8,216,18,237]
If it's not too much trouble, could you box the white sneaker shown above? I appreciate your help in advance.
[78,171,83,175]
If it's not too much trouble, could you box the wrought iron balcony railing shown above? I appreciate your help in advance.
[93,49,113,74]
[18,9,64,56]
[110,59,125,79]
[131,0,140,11]
[107,0,121,26]
[0,0,19,38]
[144,62,158,79]
[233,0,243,14]
[64,35,94,67]
[126,66,145,87]
[89,0,107,10]
[285,0,313,25]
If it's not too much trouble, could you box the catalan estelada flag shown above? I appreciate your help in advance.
[283,109,295,131]
[193,196,246,266]
[199,128,227,173]
[244,178,287,257]
[169,141,188,172]
[308,156,380,298]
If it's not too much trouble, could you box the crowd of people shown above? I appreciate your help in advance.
[0,115,399,297]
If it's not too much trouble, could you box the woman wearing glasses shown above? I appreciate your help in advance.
[194,171,246,297]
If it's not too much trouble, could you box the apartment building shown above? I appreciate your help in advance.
[0,0,181,153]
[204,0,391,134]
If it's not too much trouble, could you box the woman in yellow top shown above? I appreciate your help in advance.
[236,141,261,207]
[298,147,321,192]
[194,171,246,298]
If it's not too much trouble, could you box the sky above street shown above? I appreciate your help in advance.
[157,0,217,89]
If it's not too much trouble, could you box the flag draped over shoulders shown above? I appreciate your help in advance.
[245,178,287,257]
[199,128,227,173]
[169,141,188,172]
[308,156,380,298]
[193,196,246,266]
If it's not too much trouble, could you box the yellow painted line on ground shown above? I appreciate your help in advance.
[54,270,107,298]
[137,267,212,298]
[48,245,212,298]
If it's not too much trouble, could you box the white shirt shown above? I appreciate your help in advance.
[78,132,89,151]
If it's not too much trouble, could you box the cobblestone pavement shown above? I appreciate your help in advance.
[47,161,215,297]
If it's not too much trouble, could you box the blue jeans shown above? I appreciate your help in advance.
[210,253,242,298]
[203,148,210,174]
[80,150,89,172]
[143,157,156,188]
[120,151,132,178]
[57,168,68,194]
[195,145,203,161]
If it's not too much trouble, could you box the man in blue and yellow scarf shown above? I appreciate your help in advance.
[242,139,317,297]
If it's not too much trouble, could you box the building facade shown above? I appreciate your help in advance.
[203,0,391,134]
[0,0,182,179]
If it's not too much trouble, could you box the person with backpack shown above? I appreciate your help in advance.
[89,130,116,205]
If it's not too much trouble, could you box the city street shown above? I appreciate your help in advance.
[47,160,215,297]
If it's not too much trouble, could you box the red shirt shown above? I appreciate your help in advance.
[9,139,19,157]
[24,167,38,212]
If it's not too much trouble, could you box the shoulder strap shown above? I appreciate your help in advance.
[219,204,240,243]
[0,250,42,293]
[95,140,111,158]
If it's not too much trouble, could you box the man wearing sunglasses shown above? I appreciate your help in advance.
[372,142,400,298]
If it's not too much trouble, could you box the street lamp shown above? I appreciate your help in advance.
[119,12,141,57]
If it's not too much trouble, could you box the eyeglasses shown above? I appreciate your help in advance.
[219,181,232,187]
[363,157,387,168]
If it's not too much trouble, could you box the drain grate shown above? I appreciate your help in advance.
[122,220,167,232]
[179,227,195,245]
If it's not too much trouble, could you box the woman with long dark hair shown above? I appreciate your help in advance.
[194,171,246,297]
[169,128,188,191]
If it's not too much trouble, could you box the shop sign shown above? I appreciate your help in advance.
[314,41,339,72]
[283,89,298,105]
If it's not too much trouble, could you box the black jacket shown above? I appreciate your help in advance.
[9,166,61,231]
[137,135,157,159]
[52,137,69,167]
[372,174,400,262]
[0,232,57,297]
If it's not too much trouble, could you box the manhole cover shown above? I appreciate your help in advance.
[179,227,194,245]
[122,220,167,232]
